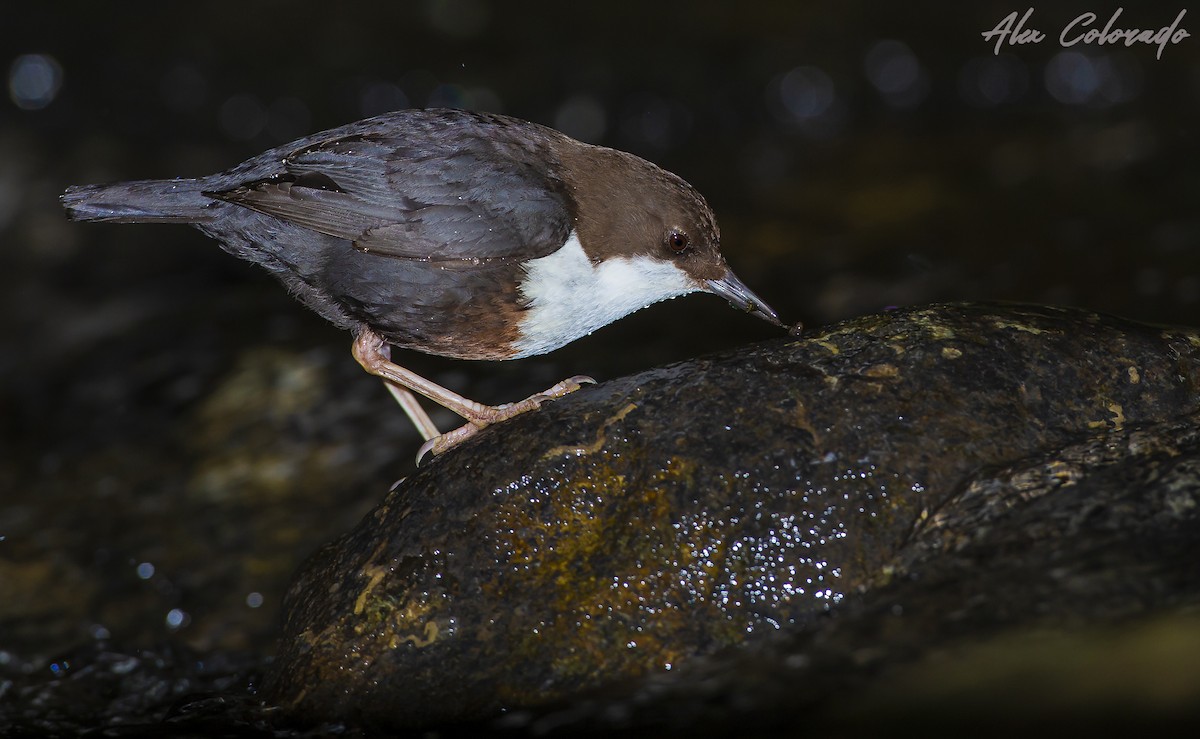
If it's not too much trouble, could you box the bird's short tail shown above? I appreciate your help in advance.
[61,178,216,224]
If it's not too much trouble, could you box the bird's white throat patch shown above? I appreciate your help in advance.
[512,230,699,358]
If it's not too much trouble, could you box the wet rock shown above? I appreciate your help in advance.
[0,641,262,737]
[264,303,1200,728]
[517,414,1200,735]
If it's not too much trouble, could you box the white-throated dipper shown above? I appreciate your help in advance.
[62,108,783,461]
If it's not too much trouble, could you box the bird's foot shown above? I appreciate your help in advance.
[416,375,595,464]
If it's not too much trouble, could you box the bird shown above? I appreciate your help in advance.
[62,108,783,462]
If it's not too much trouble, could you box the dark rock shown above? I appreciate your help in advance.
[516,415,1200,736]
[0,641,263,737]
[264,303,1200,728]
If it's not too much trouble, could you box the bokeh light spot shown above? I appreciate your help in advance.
[864,40,929,108]
[1044,51,1143,107]
[768,65,845,138]
[165,608,188,630]
[777,66,834,120]
[959,55,1029,107]
[1045,51,1101,104]
[9,53,62,110]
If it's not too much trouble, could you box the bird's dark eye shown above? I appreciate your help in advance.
[666,230,690,254]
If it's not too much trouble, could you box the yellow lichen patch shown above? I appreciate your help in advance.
[791,398,821,443]
[353,540,394,616]
[941,346,963,360]
[497,467,630,570]
[391,597,439,633]
[928,324,957,341]
[1086,401,1126,430]
[1109,402,1126,430]
[389,619,439,649]
[989,319,1046,335]
[812,339,841,355]
[541,402,639,459]
[863,363,899,379]
[1046,460,1082,487]
[489,455,728,687]
[354,590,442,653]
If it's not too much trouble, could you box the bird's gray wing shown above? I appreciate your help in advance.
[209,121,572,265]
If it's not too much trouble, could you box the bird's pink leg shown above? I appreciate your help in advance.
[352,329,594,463]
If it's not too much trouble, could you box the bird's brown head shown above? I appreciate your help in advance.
[553,141,782,328]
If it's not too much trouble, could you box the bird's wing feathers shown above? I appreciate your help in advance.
[211,123,572,265]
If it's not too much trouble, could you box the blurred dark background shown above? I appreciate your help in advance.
[1,0,1198,727]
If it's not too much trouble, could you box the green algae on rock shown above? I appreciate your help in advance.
[264,303,1200,728]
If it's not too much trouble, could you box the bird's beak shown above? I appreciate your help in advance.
[705,270,783,327]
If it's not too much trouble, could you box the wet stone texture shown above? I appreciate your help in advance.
[264,302,1200,729]
[523,415,1200,736]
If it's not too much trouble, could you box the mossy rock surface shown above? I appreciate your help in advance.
[265,303,1200,728]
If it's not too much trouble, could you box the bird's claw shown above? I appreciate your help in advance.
[412,375,597,465]
[416,422,486,466]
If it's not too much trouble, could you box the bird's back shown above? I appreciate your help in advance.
[63,109,581,359]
